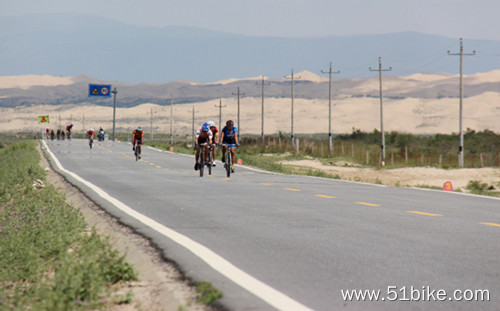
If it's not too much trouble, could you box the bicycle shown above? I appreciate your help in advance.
[89,136,93,149]
[198,143,212,177]
[221,143,237,177]
[133,143,141,161]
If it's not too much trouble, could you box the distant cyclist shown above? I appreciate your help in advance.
[66,124,73,140]
[132,127,144,159]
[208,120,218,167]
[220,120,239,172]
[86,128,95,148]
[194,122,213,170]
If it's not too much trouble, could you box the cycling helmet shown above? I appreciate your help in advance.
[226,120,234,126]
[202,123,210,132]
[137,127,143,131]
[90,128,94,132]
[208,120,215,127]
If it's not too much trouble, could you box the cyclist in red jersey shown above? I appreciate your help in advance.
[194,123,213,170]
[86,128,95,140]
[208,120,218,167]
[132,127,144,159]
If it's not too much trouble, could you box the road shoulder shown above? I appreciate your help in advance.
[38,142,211,311]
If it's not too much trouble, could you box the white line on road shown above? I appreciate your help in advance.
[42,141,314,311]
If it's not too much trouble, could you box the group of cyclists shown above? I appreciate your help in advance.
[83,119,239,172]
[45,124,73,140]
[195,119,239,173]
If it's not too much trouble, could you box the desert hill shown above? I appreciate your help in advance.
[1,71,499,136]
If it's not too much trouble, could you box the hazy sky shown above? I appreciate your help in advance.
[2,0,500,41]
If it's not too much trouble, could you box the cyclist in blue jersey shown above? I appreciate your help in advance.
[219,120,239,172]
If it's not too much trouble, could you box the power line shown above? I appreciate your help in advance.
[214,99,227,131]
[448,38,476,168]
[256,75,270,143]
[284,69,301,145]
[321,61,340,151]
[369,57,392,167]
[232,86,245,136]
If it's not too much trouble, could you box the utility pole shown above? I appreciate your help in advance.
[150,108,153,141]
[448,38,475,168]
[191,105,198,147]
[256,75,270,143]
[82,114,85,139]
[284,69,301,145]
[111,87,118,141]
[369,57,392,167]
[214,99,226,130]
[232,87,245,135]
[321,61,340,151]
[170,94,173,145]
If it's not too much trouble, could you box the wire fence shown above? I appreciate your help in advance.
[240,136,500,169]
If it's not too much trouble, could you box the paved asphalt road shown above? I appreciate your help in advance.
[43,139,500,311]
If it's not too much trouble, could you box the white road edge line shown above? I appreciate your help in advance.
[42,141,314,311]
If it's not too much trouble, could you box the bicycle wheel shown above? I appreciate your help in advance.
[207,151,212,175]
[135,148,138,161]
[89,138,93,149]
[225,149,231,177]
[199,150,205,177]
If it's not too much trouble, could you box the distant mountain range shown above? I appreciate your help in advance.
[1,13,499,84]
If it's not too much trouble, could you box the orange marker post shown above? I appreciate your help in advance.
[442,181,453,191]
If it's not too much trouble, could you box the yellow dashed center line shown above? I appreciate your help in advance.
[407,211,442,216]
[284,188,301,192]
[156,165,162,168]
[355,201,380,207]
[260,183,273,186]
[480,222,500,227]
[315,194,336,199]
[221,178,231,181]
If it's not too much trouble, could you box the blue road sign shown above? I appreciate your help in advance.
[89,84,112,97]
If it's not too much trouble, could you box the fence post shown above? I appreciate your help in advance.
[480,153,484,168]
[296,138,300,153]
[405,146,408,164]
[351,143,355,158]
[366,150,370,165]
[439,154,442,167]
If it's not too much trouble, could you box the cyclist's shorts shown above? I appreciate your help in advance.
[135,139,143,145]
[198,137,210,144]
[222,138,236,145]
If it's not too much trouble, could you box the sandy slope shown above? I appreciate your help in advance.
[1,71,499,136]
[3,92,500,137]
[280,159,500,191]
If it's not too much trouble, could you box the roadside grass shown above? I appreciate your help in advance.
[466,180,500,197]
[0,140,137,310]
[194,281,223,305]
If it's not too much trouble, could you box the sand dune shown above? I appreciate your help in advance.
[1,71,499,136]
